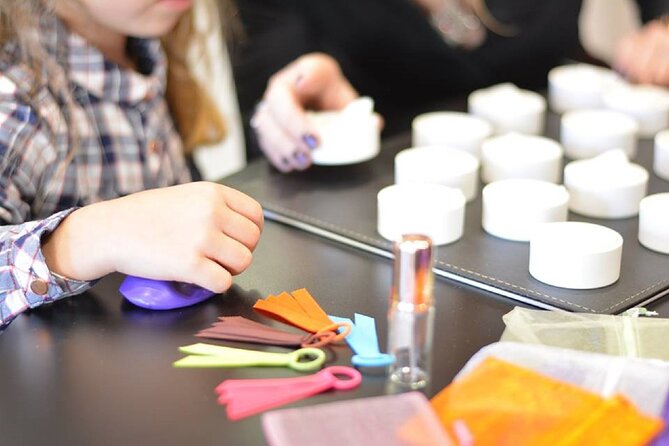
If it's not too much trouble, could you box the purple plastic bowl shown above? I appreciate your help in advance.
[119,276,215,310]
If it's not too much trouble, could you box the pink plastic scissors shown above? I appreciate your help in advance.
[216,365,362,420]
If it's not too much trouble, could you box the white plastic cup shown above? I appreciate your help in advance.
[548,64,622,114]
[309,97,380,165]
[638,193,669,254]
[411,112,492,157]
[560,109,639,159]
[377,184,466,246]
[529,222,623,289]
[603,84,669,138]
[563,150,649,219]
[480,133,563,184]
[394,146,480,202]
[482,179,569,242]
[654,129,669,181]
[468,83,546,135]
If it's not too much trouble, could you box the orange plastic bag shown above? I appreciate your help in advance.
[431,357,663,446]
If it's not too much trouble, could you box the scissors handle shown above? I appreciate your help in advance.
[319,321,352,342]
[173,344,325,371]
[320,366,362,390]
[287,348,326,372]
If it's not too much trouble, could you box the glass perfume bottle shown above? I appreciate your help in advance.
[387,234,435,389]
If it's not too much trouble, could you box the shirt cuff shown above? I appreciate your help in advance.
[12,208,93,310]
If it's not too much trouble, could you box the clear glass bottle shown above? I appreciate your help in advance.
[387,234,435,389]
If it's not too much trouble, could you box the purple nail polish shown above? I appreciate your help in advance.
[302,134,319,150]
[294,152,309,166]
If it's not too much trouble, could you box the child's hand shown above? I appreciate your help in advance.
[42,182,263,293]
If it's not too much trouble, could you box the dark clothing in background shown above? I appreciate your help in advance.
[231,0,669,158]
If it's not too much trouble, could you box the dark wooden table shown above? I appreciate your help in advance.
[0,210,534,446]
[3,120,669,445]
[2,216,669,445]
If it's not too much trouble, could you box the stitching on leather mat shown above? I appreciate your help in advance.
[603,280,669,312]
[266,203,669,313]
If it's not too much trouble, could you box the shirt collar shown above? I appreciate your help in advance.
[42,15,166,106]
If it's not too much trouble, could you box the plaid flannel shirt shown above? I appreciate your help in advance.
[0,16,191,328]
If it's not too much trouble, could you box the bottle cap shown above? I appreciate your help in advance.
[390,234,434,308]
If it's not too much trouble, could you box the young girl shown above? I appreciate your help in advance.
[0,0,264,327]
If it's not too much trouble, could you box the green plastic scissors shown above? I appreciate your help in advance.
[173,343,326,372]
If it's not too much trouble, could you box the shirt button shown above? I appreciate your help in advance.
[147,140,161,154]
[30,279,49,295]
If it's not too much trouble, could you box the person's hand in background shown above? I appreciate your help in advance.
[615,18,669,86]
[251,53,358,172]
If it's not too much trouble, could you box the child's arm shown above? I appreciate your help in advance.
[0,85,263,328]
[1,181,262,329]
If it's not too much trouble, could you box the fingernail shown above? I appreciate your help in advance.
[302,133,319,150]
[294,151,309,166]
[295,74,303,87]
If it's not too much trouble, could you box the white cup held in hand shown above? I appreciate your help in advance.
[308,97,380,165]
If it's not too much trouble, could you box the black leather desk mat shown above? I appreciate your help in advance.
[224,112,669,314]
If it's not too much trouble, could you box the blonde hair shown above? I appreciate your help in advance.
[0,1,56,93]
[0,0,227,157]
[0,0,78,208]
[163,1,230,154]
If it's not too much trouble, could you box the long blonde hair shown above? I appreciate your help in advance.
[163,1,231,154]
[0,0,227,157]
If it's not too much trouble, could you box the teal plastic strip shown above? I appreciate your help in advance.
[352,314,382,357]
[330,313,394,367]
